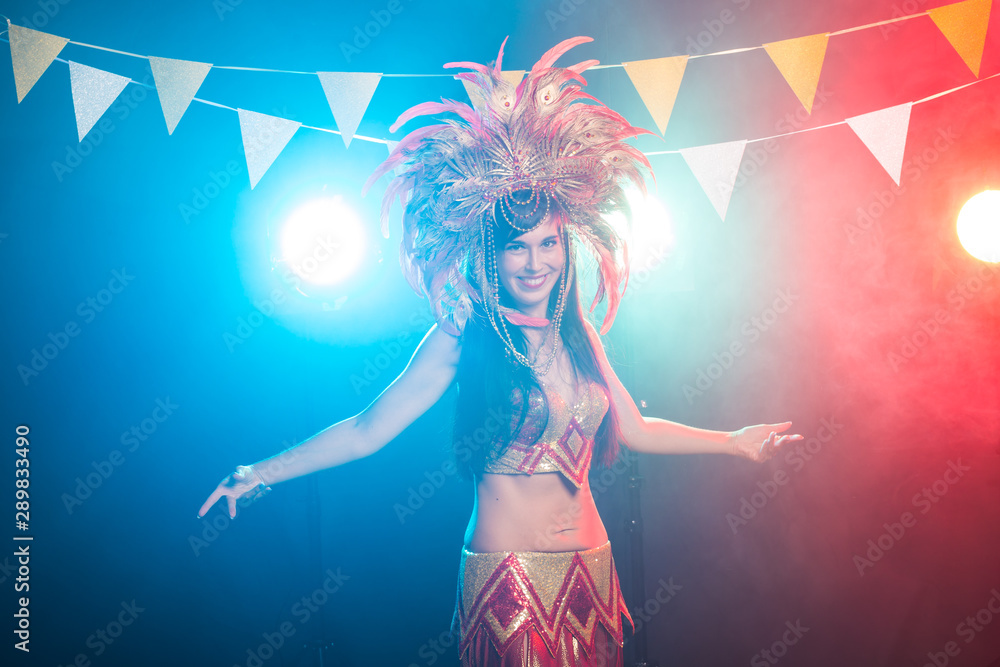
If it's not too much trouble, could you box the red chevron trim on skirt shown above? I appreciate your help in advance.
[452,541,633,666]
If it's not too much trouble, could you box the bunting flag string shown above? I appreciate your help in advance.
[1,0,994,196]
[6,0,991,130]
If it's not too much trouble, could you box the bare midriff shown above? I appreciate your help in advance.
[464,471,608,553]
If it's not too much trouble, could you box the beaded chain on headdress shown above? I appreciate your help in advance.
[480,198,574,375]
[362,35,653,369]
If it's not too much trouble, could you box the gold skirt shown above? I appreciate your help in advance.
[453,541,633,666]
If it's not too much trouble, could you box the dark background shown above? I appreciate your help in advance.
[1,0,998,665]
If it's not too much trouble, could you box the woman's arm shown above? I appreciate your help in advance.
[582,320,799,459]
[198,323,461,517]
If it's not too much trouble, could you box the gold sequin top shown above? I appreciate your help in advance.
[482,378,609,488]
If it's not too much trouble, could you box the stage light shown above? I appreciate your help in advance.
[603,186,675,271]
[957,190,1000,264]
[276,196,367,287]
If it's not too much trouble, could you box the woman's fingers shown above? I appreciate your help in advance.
[197,488,224,519]
[198,474,270,520]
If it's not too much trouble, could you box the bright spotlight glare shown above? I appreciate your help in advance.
[279,196,366,286]
[603,187,675,270]
[957,190,1000,264]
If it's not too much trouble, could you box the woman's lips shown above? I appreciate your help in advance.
[517,274,548,289]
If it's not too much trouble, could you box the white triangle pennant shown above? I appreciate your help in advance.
[679,140,748,220]
[148,56,212,135]
[237,109,301,189]
[68,61,131,142]
[317,71,382,148]
[846,103,913,186]
[9,24,70,103]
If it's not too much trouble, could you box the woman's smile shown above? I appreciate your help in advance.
[517,273,550,290]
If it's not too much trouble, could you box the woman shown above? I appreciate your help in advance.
[198,36,801,666]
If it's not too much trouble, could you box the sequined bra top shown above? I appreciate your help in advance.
[482,378,610,489]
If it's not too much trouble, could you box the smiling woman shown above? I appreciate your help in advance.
[497,209,567,320]
[198,35,801,667]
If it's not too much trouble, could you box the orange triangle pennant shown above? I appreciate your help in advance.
[623,56,688,136]
[763,33,830,114]
[928,0,992,77]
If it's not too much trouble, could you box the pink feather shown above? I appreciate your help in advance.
[389,99,477,133]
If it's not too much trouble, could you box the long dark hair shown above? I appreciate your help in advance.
[451,195,625,481]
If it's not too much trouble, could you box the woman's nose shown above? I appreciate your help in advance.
[528,248,542,271]
[526,248,541,271]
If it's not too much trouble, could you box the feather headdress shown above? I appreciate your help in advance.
[363,36,653,343]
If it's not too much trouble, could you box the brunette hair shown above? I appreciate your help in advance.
[451,194,625,481]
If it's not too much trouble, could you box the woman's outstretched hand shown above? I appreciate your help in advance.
[197,465,271,519]
[728,422,803,463]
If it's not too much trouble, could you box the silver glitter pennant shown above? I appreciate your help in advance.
[317,71,382,149]
[68,61,131,141]
[9,23,69,103]
[148,56,212,135]
[237,108,301,189]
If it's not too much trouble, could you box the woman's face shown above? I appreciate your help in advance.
[496,213,565,317]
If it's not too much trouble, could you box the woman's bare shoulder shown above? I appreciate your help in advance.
[415,321,462,369]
